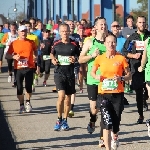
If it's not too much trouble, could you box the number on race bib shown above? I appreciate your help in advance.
[136,41,144,51]
[17,59,28,68]
[102,79,118,91]
[58,55,71,65]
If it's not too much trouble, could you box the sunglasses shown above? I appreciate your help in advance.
[112,25,120,28]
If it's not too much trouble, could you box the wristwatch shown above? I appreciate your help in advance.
[121,76,125,81]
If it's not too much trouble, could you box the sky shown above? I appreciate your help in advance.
[0,0,141,19]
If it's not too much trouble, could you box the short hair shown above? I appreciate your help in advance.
[104,32,117,43]
[29,17,36,23]
[137,16,146,21]
[59,23,70,32]
[25,21,31,26]
[126,15,134,22]
[0,25,3,28]
[94,17,106,25]
[10,22,17,28]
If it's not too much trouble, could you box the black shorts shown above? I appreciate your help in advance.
[16,68,34,95]
[87,84,98,101]
[54,73,76,95]
[40,59,51,74]
[97,93,124,133]
[0,47,4,61]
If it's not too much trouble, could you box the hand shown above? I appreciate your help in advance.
[138,66,144,72]
[40,43,45,49]
[113,75,121,82]
[69,56,75,63]
[132,53,141,59]
[95,75,101,80]
[33,55,37,62]
[52,58,59,65]
[13,54,20,61]
[91,49,100,58]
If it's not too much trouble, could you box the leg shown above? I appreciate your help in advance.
[78,64,84,92]
[25,69,34,112]
[7,59,13,83]
[16,69,25,113]
[0,48,4,72]
[68,93,76,117]
[135,87,144,123]
[87,85,98,134]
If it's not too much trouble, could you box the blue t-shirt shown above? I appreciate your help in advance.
[2,28,10,33]
[32,30,43,41]
[116,36,126,54]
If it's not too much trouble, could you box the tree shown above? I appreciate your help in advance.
[116,13,123,26]
[131,0,148,22]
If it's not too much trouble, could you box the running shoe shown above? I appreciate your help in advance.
[8,75,12,83]
[12,82,17,88]
[43,81,47,87]
[54,119,62,131]
[111,138,119,150]
[61,119,69,131]
[137,116,144,124]
[19,105,25,114]
[98,138,105,147]
[68,110,74,118]
[87,122,95,134]
[25,102,32,112]
[146,119,150,137]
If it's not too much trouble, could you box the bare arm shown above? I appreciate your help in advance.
[91,65,99,79]
[78,39,93,63]
[123,66,131,81]
[141,39,148,68]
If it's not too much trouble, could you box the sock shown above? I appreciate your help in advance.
[63,118,67,121]
[20,103,24,106]
[90,111,96,122]
[26,100,30,103]
[58,116,62,121]
[71,104,74,111]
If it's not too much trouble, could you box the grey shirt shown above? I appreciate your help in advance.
[121,27,137,39]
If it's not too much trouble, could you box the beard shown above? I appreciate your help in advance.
[137,27,145,32]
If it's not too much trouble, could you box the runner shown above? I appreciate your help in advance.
[123,16,150,123]
[138,37,150,136]
[40,29,54,86]
[0,25,5,72]
[50,23,80,131]
[5,25,37,113]
[91,33,131,150]
[79,17,107,135]
[1,22,18,87]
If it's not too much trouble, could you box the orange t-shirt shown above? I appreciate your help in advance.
[7,39,37,69]
[94,52,129,94]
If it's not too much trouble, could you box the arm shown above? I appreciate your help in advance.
[141,39,148,68]
[1,33,8,45]
[122,66,131,81]
[78,39,93,63]
[122,36,135,58]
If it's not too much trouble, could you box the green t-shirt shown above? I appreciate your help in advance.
[87,38,106,85]
[140,34,144,41]
[145,37,150,81]
[46,24,53,30]
[0,32,4,48]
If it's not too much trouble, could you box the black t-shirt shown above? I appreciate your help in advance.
[41,38,54,55]
[51,39,80,75]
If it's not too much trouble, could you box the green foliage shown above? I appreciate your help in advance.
[131,0,148,22]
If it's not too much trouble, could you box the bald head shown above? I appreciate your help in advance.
[111,21,120,35]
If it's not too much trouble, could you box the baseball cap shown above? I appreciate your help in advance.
[18,25,27,31]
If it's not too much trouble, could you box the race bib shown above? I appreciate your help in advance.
[43,55,50,60]
[58,55,71,65]
[102,79,118,91]
[17,59,28,68]
[136,41,144,51]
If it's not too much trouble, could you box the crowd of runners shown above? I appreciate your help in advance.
[0,14,150,150]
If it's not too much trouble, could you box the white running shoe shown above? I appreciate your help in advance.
[8,75,12,83]
[19,105,25,114]
[25,102,32,112]
[111,138,119,150]
[146,119,150,137]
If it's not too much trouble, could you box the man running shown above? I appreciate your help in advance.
[79,17,107,134]
[50,24,80,131]
[6,25,37,113]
